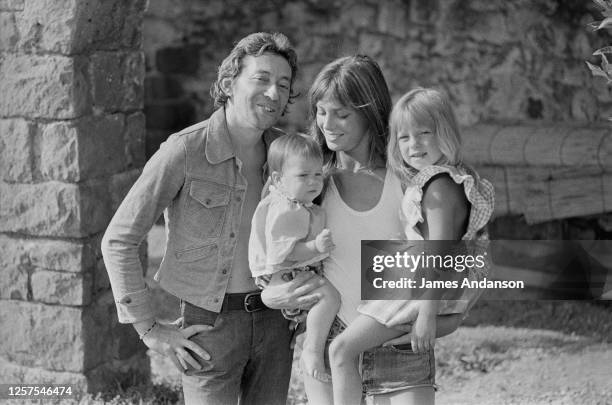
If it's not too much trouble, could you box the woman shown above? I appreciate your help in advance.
[262,55,464,404]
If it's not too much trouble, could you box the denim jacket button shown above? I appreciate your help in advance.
[236,196,242,202]
[205,198,211,205]
[214,297,220,303]
[222,269,228,274]
[229,232,235,238]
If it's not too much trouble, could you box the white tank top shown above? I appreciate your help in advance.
[322,170,403,324]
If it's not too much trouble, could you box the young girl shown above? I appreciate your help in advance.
[249,133,340,382]
[329,87,495,405]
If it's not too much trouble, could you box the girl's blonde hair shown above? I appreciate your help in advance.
[387,87,463,181]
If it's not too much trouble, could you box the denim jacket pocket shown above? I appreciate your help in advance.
[182,179,231,239]
[175,243,218,263]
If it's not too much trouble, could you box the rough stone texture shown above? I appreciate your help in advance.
[0,0,147,391]
[39,121,79,181]
[91,233,111,294]
[11,0,79,54]
[79,179,115,237]
[108,168,143,211]
[342,3,376,30]
[377,0,408,38]
[0,118,34,182]
[142,0,612,140]
[75,0,146,52]
[0,0,24,11]
[40,115,126,182]
[91,52,145,112]
[0,182,81,236]
[0,358,88,392]
[31,270,92,306]
[0,180,114,238]
[0,234,98,302]
[0,297,145,383]
[0,54,90,119]
[0,260,28,300]
[0,301,85,372]
[0,235,95,273]
[125,112,146,169]
[0,11,19,50]
[83,291,147,371]
[0,0,146,54]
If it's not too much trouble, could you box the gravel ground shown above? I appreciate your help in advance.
[435,326,612,405]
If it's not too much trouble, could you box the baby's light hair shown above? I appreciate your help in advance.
[267,133,323,174]
[387,87,462,181]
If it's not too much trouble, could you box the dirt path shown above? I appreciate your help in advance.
[435,327,612,405]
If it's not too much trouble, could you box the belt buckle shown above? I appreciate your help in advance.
[244,292,263,313]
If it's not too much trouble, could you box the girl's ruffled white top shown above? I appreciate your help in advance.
[249,185,329,277]
[358,164,495,325]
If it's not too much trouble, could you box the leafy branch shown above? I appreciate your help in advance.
[586,0,612,83]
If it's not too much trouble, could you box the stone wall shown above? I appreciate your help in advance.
[0,0,148,392]
[143,0,612,150]
[143,0,612,226]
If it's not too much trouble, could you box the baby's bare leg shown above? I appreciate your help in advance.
[329,314,405,405]
[301,279,340,382]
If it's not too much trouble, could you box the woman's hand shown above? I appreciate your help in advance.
[382,322,413,347]
[136,319,212,372]
[382,313,463,347]
[410,308,437,354]
[260,271,324,310]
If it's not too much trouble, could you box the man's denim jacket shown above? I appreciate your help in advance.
[101,107,283,323]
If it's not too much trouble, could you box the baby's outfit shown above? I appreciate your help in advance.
[358,164,495,325]
[249,184,329,318]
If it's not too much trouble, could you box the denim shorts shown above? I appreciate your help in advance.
[324,317,436,396]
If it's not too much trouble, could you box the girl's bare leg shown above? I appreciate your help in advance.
[329,314,404,405]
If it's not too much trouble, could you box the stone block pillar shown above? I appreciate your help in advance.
[0,0,148,393]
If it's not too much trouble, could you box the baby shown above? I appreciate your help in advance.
[249,133,340,382]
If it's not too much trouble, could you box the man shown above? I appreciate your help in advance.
[102,32,319,405]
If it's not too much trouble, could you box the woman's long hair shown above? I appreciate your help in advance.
[307,55,392,173]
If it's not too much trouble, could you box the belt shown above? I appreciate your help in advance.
[222,291,267,312]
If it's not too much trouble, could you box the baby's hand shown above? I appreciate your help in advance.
[315,229,334,253]
[410,305,436,354]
